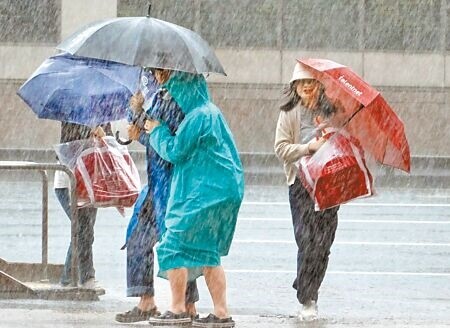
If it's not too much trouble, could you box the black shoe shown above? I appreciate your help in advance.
[149,310,191,327]
[192,313,235,328]
[115,306,160,323]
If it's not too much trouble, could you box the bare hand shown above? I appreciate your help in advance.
[127,124,141,141]
[130,91,144,111]
[308,137,326,154]
[144,119,160,133]
[92,126,106,138]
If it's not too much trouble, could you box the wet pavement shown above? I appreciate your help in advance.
[1,179,450,327]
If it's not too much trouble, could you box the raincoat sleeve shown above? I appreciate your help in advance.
[274,109,310,163]
[149,111,204,164]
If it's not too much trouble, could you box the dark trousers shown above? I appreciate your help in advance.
[126,194,199,303]
[55,188,97,285]
[289,178,338,304]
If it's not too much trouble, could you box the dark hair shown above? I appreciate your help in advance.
[279,81,336,117]
[279,82,300,112]
[316,89,336,118]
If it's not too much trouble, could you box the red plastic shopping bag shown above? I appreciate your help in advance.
[298,131,373,211]
[73,137,140,208]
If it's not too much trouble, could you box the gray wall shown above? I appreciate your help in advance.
[0,0,448,157]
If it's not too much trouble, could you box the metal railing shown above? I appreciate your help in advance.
[0,161,79,286]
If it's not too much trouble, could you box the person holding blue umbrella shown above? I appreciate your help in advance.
[54,122,111,288]
[17,53,140,289]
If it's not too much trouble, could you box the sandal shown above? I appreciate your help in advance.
[115,306,160,323]
[149,310,192,327]
[192,313,235,328]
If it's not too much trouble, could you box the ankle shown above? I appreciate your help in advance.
[185,302,197,316]
[214,308,229,319]
[170,305,186,314]
[302,300,316,307]
[138,295,155,311]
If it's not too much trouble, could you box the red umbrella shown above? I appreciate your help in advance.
[297,58,410,173]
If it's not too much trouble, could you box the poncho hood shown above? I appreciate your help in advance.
[163,71,210,114]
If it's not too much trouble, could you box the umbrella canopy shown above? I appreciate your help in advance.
[57,16,225,75]
[297,58,410,173]
[17,53,141,127]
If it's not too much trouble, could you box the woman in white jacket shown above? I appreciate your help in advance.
[274,62,339,321]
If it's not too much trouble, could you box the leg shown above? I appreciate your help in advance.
[117,196,160,323]
[203,266,228,319]
[55,188,97,285]
[126,211,158,301]
[77,206,97,284]
[128,193,158,308]
[289,179,309,304]
[307,206,338,301]
[185,280,199,317]
[167,268,188,314]
[55,188,72,285]
[290,178,338,304]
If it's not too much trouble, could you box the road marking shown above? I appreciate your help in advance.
[226,269,450,277]
[238,218,450,224]
[243,201,450,207]
[234,240,450,247]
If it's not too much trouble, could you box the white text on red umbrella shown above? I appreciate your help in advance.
[338,75,363,97]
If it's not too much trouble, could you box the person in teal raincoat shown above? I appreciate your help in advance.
[146,70,244,327]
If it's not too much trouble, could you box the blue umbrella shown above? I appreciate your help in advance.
[17,53,141,127]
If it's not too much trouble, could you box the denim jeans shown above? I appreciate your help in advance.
[288,178,338,304]
[55,188,97,285]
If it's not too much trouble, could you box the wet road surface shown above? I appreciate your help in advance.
[0,180,449,327]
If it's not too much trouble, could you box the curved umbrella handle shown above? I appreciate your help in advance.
[115,130,132,145]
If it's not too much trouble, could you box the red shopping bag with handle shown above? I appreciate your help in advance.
[298,131,373,211]
[74,137,140,208]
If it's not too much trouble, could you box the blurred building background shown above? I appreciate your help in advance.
[0,0,448,157]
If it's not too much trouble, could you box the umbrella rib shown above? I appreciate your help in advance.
[131,18,149,68]
[168,24,203,73]
[342,104,364,128]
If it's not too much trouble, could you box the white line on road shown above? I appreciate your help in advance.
[239,218,450,224]
[243,201,450,207]
[234,240,450,247]
[226,269,450,277]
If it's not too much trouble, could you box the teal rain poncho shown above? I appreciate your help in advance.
[149,72,244,280]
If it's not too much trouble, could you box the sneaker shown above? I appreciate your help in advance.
[149,310,191,327]
[192,313,235,328]
[115,306,160,323]
[299,300,318,321]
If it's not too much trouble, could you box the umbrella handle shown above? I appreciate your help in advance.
[115,131,132,145]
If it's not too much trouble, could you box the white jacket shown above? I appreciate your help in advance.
[274,106,311,185]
